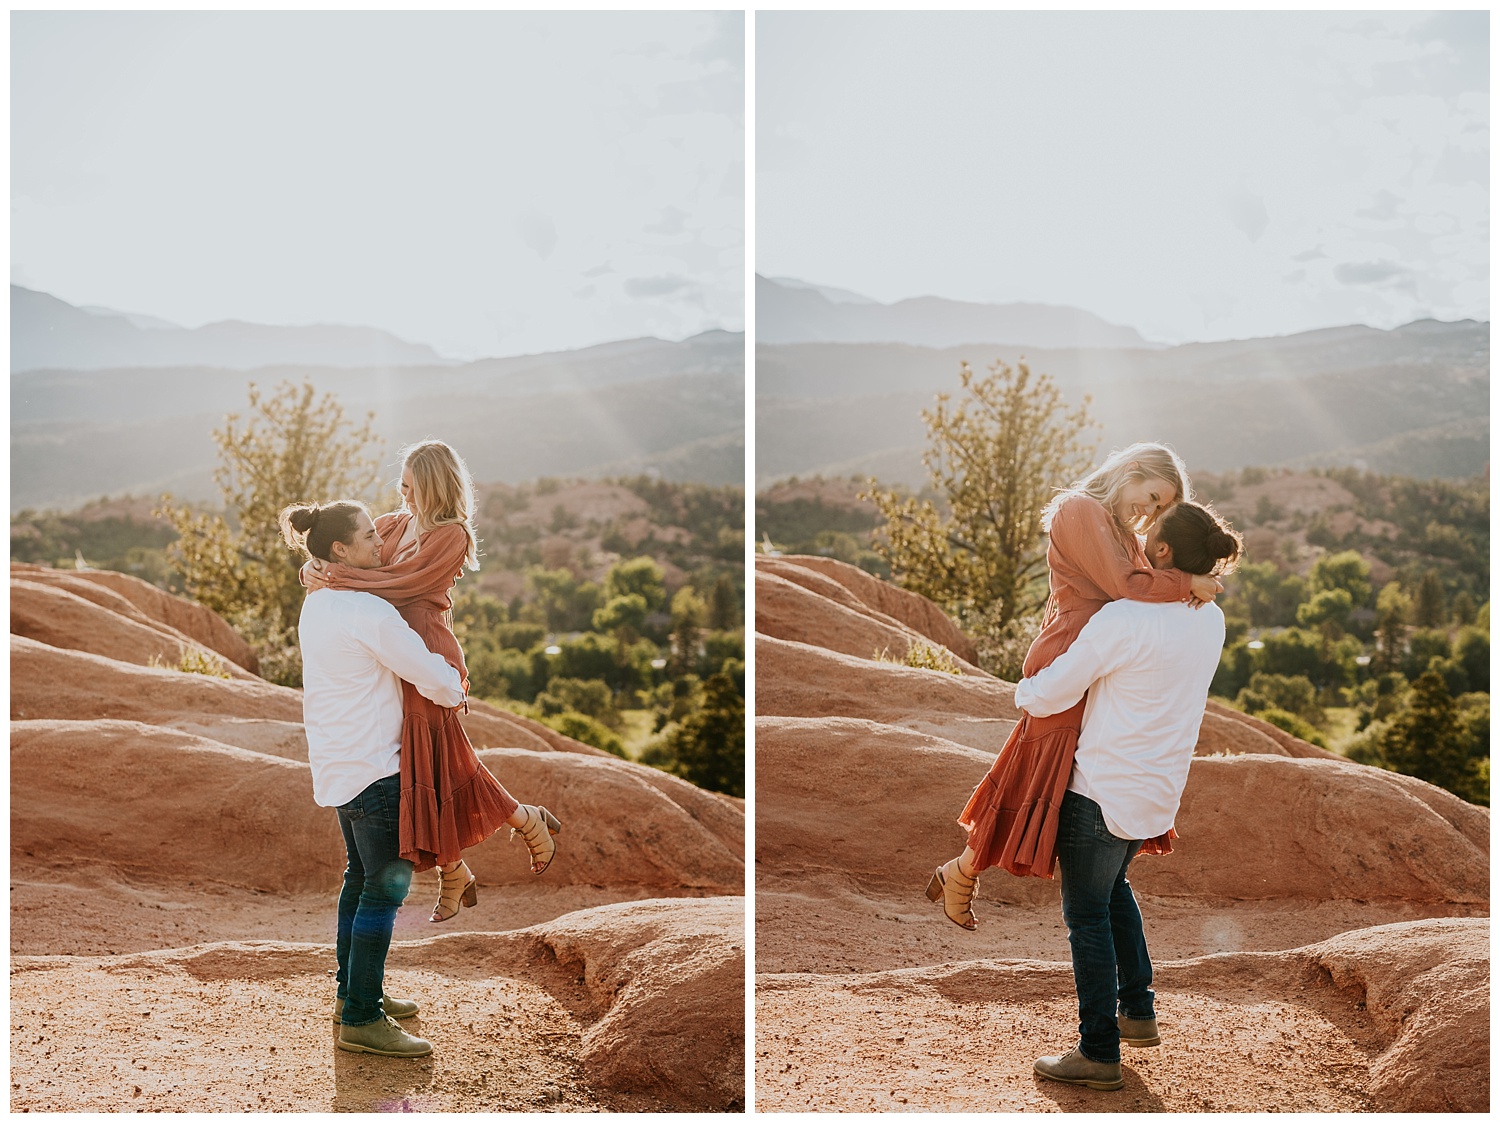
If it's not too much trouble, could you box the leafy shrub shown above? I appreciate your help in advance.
[542,710,625,758]
[875,642,964,675]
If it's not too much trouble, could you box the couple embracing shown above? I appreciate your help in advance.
[279,439,562,1059]
[926,441,1245,1091]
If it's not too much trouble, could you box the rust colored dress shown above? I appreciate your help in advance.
[324,512,519,872]
[958,495,1192,879]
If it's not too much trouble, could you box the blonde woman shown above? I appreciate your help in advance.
[304,440,561,922]
[927,442,1222,930]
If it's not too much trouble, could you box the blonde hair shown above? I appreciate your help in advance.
[400,439,479,571]
[1044,441,1192,534]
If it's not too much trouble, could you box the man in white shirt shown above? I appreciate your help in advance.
[1013,502,1241,1091]
[284,500,466,1059]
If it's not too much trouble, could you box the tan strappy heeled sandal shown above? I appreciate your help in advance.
[429,859,477,923]
[511,805,562,875]
[925,857,979,931]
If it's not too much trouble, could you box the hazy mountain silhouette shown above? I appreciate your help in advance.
[756,319,1488,484]
[12,286,453,371]
[757,274,1155,350]
[12,332,745,509]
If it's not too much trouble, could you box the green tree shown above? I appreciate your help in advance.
[1371,582,1411,675]
[1454,626,1489,694]
[605,556,667,612]
[1255,626,1359,690]
[1367,671,1486,804]
[526,566,602,633]
[668,585,707,677]
[592,593,649,637]
[863,360,1096,636]
[157,381,382,684]
[1451,590,1477,627]
[664,671,745,797]
[1401,628,1452,682]
[1296,588,1354,635]
[1230,562,1306,628]
[708,573,740,631]
[1236,672,1324,728]
[1308,550,1372,607]
[535,677,617,727]
[1412,570,1447,628]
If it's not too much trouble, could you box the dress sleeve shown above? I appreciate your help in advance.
[1051,496,1191,603]
[324,523,469,608]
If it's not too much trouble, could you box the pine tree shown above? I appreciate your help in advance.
[668,586,707,677]
[708,573,739,631]
[1412,571,1447,628]
[1381,671,1484,803]
[669,672,745,797]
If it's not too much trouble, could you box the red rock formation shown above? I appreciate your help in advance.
[12,577,261,681]
[753,552,1487,1109]
[760,554,980,663]
[10,560,744,1109]
[13,562,257,671]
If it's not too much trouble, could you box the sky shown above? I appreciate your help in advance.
[757,11,1488,345]
[12,11,744,360]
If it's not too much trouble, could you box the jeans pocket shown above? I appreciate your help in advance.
[338,792,367,821]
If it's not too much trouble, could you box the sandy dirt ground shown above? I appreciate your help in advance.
[752,883,1482,1113]
[13,939,604,1113]
[11,884,744,1113]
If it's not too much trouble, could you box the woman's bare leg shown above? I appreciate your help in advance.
[958,847,979,878]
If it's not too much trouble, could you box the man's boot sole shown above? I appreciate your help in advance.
[1033,1063,1124,1091]
[1122,1035,1160,1047]
[335,1037,433,1058]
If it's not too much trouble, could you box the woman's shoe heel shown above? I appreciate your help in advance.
[430,860,477,923]
[924,871,944,903]
[512,804,561,875]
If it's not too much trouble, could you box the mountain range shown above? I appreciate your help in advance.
[12,285,453,371]
[756,274,1155,350]
[756,318,1489,485]
[11,289,744,510]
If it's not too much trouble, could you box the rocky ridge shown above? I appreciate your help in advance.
[10,563,744,1111]
[753,554,1488,1112]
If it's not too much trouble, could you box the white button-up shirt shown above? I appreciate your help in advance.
[299,589,466,807]
[1013,598,1226,841]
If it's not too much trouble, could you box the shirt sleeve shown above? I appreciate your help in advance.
[1051,497,1191,603]
[1013,605,1139,717]
[325,523,470,608]
[366,607,466,707]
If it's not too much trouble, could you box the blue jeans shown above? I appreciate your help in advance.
[334,773,413,1027]
[1056,790,1155,1064]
